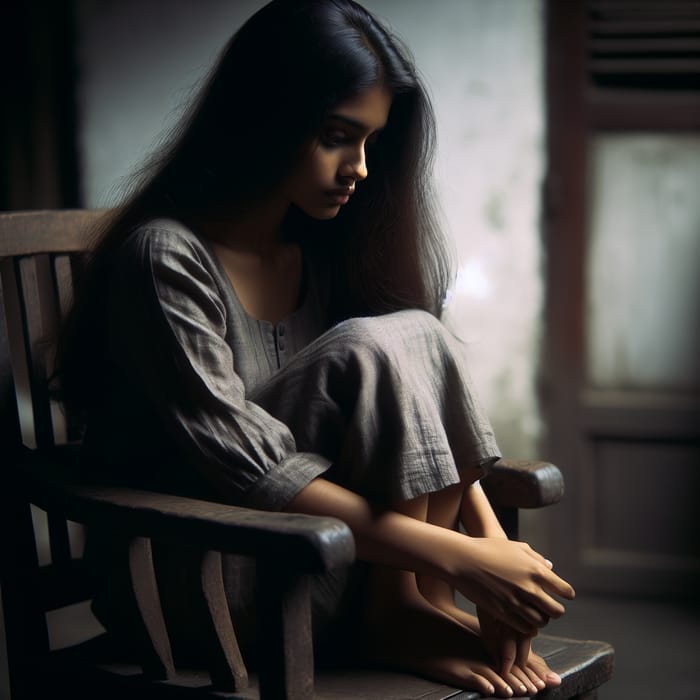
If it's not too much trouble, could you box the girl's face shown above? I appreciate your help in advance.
[284,84,392,220]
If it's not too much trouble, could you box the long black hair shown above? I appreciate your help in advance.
[56,0,453,414]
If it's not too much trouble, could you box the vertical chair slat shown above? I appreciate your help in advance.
[48,253,75,446]
[1,257,37,448]
[128,536,176,681]
[52,253,75,320]
[47,511,73,567]
[199,550,249,691]
[18,255,60,449]
[17,254,77,570]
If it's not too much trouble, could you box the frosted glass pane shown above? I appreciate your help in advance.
[587,134,700,391]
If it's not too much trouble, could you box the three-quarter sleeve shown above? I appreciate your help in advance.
[110,225,330,511]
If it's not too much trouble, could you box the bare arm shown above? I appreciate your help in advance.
[285,477,574,634]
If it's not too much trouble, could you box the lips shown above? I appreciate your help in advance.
[326,188,354,204]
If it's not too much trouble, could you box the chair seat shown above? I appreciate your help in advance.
[43,632,613,699]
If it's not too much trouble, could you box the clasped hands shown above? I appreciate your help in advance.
[451,537,575,675]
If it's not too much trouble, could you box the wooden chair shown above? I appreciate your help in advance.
[0,209,614,699]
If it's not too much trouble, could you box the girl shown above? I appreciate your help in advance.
[56,1,575,696]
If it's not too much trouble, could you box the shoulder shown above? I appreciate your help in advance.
[115,218,225,285]
[106,219,231,321]
[106,219,234,338]
[120,218,207,265]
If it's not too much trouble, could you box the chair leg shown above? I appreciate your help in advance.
[255,563,314,700]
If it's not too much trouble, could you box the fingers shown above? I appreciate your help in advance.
[526,590,565,620]
[497,591,559,631]
[519,541,576,600]
[479,581,543,634]
[519,579,569,620]
[493,603,541,635]
[515,635,531,668]
[526,570,575,624]
[540,567,576,600]
[461,539,574,630]
[494,632,538,695]
[499,636,517,676]
[519,541,552,568]
[519,601,550,627]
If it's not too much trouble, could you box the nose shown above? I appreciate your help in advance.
[340,145,368,182]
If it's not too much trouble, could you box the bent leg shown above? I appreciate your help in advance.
[251,311,538,693]
[361,493,515,698]
[252,310,500,504]
[418,480,559,693]
[407,485,539,696]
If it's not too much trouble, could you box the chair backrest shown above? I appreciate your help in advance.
[0,209,104,448]
[1,210,257,700]
[0,210,107,695]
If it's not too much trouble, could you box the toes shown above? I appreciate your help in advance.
[436,661,499,697]
[544,671,562,687]
[520,664,546,692]
[508,666,538,696]
[473,665,514,698]
[527,652,560,688]
[461,671,496,696]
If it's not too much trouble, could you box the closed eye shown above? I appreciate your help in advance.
[321,129,351,148]
[320,126,382,152]
[366,132,381,148]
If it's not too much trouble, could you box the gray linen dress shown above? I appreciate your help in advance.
[83,219,501,662]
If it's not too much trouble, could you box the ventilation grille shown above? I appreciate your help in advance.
[589,1,700,90]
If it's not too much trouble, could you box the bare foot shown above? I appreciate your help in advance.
[524,650,562,690]
[362,592,515,697]
[425,594,561,694]
[434,602,539,696]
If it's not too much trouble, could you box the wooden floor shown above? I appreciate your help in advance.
[453,592,700,700]
[543,594,700,700]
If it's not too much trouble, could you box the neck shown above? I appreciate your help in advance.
[197,196,291,258]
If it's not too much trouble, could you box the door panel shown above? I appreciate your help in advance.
[587,134,700,391]
[543,0,700,598]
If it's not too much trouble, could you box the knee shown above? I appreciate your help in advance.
[332,310,447,356]
[329,317,386,360]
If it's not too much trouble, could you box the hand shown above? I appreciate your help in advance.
[451,537,575,634]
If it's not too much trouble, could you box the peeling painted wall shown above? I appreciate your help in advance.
[368,0,546,460]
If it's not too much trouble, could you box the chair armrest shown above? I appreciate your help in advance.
[24,451,355,575]
[481,458,564,509]
[17,446,352,694]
